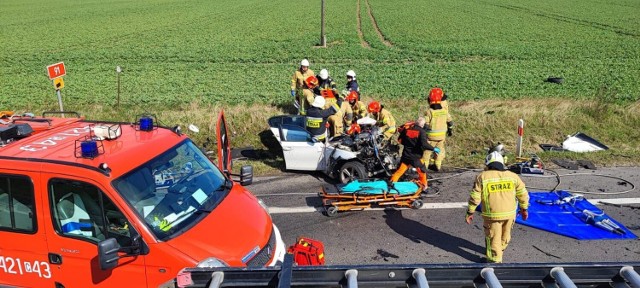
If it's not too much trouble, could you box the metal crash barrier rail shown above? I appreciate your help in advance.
[176,255,640,288]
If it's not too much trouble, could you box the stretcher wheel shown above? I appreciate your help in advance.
[326,206,338,217]
[411,199,423,209]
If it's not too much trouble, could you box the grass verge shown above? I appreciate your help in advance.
[39,97,640,175]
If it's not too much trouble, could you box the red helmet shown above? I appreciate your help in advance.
[367,101,381,113]
[305,76,319,89]
[429,87,443,104]
[346,91,359,102]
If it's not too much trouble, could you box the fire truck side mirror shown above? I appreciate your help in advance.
[98,238,121,270]
[240,165,253,186]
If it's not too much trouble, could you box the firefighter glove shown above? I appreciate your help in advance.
[291,90,296,97]
[433,147,441,154]
[519,209,529,221]
[447,128,453,137]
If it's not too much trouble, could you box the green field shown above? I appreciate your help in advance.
[1,0,639,171]
[1,0,639,108]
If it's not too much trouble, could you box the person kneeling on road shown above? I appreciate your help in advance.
[390,117,440,195]
[466,151,529,263]
[306,96,340,142]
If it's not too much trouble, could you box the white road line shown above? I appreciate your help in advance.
[266,198,640,214]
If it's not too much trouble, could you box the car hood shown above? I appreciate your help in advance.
[166,184,272,266]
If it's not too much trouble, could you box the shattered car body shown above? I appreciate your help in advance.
[268,115,400,183]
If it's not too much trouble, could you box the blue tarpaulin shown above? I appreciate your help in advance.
[515,191,637,240]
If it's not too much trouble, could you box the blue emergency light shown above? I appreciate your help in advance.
[80,140,99,158]
[139,116,154,131]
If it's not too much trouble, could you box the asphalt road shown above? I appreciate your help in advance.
[249,167,640,265]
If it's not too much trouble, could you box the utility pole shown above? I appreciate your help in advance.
[320,0,326,47]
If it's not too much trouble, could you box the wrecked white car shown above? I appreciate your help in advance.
[268,115,400,183]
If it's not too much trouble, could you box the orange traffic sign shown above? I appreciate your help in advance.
[53,77,65,90]
[47,62,66,80]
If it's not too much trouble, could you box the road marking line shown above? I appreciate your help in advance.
[267,198,640,214]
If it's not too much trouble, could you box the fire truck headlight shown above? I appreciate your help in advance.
[197,257,228,268]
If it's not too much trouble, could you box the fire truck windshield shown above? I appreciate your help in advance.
[112,139,229,240]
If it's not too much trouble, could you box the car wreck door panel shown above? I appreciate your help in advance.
[278,125,326,171]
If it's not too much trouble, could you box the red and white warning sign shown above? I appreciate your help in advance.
[47,62,66,80]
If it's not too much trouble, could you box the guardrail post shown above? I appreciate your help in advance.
[412,268,429,288]
[207,271,224,288]
[481,268,503,288]
[345,269,358,288]
[620,266,640,288]
[277,254,294,288]
[550,267,577,288]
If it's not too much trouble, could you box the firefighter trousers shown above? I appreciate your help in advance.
[483,217,515,263]
[422,139,446,169]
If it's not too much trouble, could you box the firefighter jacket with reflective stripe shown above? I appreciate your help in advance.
[291,69,315,91]
[306,105,339,140]
[351,101,367,120]
[374,109,396,134]
[316,77,338,99]
[398,124,434,163]
[424,107,452,141]
[467,170,529,220]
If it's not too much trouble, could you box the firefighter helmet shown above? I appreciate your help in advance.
[319,69,329,80]
[367,101,381,113]
[346,70,356,78]
[485,151,504,166]
[300,59,310,67]
[429,87,443,104]
[312,96,326,108]
[346,91,359,102]
[305,76,319,88]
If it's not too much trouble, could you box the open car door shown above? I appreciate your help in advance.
[217,110,232,174]
[267,115,326,171]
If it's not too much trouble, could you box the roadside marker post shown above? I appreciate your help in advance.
[516,119,524,158]
[47,62,66,114]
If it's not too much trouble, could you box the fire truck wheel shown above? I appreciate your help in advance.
[411,199,423,209]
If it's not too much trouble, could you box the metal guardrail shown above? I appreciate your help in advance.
[177,255,640,288]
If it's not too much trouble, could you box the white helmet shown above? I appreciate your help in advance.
[300,59,310,67]
[312,96,326,108]
[485,151,504,166]
[346,70,356,78]
[319,69,329,80]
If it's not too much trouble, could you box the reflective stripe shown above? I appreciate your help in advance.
[482,209,516,218]
[427,130,446,137]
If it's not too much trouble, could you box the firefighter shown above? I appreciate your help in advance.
[466,151,529,263]
[318,69,351,137]
[422,87,453,171]
[390,117,440,193]
[345,70,360,100]
[346,91,366,120]
[317,69,338,97]
[306,96,340,142]
[368,101,397,140]
[326,92,353,137]
[301,75,320,115]
[291,59,315,115]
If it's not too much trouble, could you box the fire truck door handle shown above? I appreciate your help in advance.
[48,253,63,264]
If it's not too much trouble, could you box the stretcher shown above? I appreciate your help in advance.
[319,179,425,216]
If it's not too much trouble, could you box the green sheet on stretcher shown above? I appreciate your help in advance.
[338,180,419,195]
